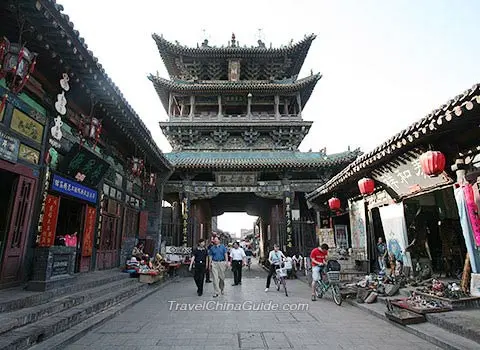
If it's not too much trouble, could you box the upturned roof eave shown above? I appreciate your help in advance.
[152,33,317,78]
[306,83,480,202]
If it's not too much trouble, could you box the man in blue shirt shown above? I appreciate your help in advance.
[208,236,228,297]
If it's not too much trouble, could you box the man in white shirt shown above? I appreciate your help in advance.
[230,241,246,286]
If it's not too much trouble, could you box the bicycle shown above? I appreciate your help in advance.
[314,265,342,306]
[272,262,288,297]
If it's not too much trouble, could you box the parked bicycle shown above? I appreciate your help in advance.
[313,260,342,306]
[272,262,288,297]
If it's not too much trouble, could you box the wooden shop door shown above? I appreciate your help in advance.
[0,176,36,286]
[97,214,119,270]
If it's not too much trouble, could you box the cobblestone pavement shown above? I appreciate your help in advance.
[66,262,440,350]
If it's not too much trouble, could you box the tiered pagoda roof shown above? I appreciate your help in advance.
[165,149,361,170]
[149,73,321,115]
[153,33,316,80]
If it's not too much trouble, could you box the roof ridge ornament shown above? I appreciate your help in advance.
[230,33,237,47]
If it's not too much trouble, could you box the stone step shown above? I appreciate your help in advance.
[0,279,154,350]
[348,299,480,350]
[0,277,137,335]
[0,270,129,314]
[29,278,175,350]
[426,310,480,344]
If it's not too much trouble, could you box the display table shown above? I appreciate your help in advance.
[139,271,163,284]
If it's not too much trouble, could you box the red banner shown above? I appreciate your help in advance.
[39,195,60,247]
[138,211,148,238]
[82,205,96,256]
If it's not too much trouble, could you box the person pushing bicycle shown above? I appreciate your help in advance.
[265,244,286,292]
[310,243,329,301]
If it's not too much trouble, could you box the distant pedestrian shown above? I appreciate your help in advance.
[376,237,387,272]
[230,241,246,286]
[209,236,228,297]
[189,239,208,296]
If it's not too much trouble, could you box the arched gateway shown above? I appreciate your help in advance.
[149,34,360,259]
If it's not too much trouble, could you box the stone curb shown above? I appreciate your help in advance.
[345,298,478,350]
[29,277,178,350]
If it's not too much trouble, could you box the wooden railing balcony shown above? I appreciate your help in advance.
[168,112,303,122]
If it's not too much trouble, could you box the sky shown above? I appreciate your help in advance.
[60,0,480,235]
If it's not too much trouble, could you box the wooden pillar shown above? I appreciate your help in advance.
[217,95,222,117]
[296,92,302,117]
[247,93,252,116]
[284,98,289,116]
[189,95,195,120]
[274,95,280,119]
[180,102,184,117]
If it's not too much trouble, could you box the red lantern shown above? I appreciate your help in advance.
[358,178,375,195]
[419,151,446,176]
[328,197,341,211]
[0,37,37,114]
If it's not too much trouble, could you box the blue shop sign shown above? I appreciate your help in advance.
[51,174,97,203]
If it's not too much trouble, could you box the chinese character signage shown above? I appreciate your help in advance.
[215,172,257,186]
[39,195,60,247]
[51,174,97,203]
[181,196,189,244]
[284,193,293,250]
[372,150,452,199]
[0,129,20,163]
[58,143,110,187]
[82,206,96,257]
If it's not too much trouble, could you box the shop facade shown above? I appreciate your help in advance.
[0,84,47,288]
[307,83,480,294]
[0,0,172,290]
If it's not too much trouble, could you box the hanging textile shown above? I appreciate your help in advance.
[348,199,367,254]
[379,203,412,267]
[454,186,480,274]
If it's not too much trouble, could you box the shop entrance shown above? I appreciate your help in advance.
[55,197,85,273]
[97,198,121,270]
[0,171,36,286]
[370,207,386,272]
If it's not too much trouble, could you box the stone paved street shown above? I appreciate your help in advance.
[65,262,440,350]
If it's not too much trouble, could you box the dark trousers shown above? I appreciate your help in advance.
[266,264,278,288]
[194,265,206,294]
[232,260,243,285]
[205,266,211,282]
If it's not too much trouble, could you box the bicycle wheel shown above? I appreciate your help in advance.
[332,284,342,306]
[281,277,288,296]
[315,282,324,298]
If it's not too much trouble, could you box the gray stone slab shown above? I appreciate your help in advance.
[262,332,293,349]
[238,332,265,349]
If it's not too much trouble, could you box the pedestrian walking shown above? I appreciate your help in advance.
[189,238,208,296]
[230,241,246,286]
[205,237,214,283]
[208,236,228,297]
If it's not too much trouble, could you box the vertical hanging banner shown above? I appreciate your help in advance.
[284,192,293,250]
[348,199,367,254]
[82,206,96,256]
[181,196,189,245]
[38,194,60,247]
[379,203,412,268]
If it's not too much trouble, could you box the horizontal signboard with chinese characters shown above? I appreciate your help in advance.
[51,174,97,203]
[0,129,20,163]
[215,172,257,186]
[372,149,452,199]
